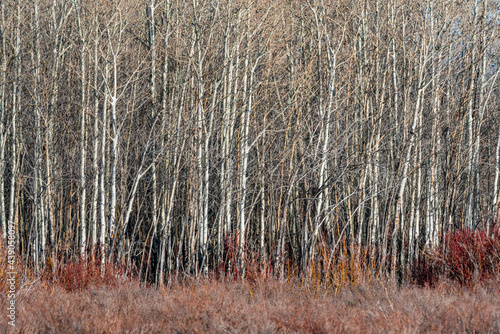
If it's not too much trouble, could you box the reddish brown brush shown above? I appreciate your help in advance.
[41,255,133,292]
[303,236,378,292]
[2,277,500,333]
[0,239,28,296]
[215,233,273,283]
[441,229,499,285]
[2,235,500,332]
[413,228,500,287]
[216,232,240,278]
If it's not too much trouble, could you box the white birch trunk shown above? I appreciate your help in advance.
[33,0,43,267]
[91,11,100,253]
[8,0,21,232]
[0,0,6,239]
[100,63,109,261]
[147,0,158,269]
[108,53,118,249]
[494,123,500,227]
[76,1,87,257]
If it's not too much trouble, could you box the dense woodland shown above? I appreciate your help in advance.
[0,0,499,285]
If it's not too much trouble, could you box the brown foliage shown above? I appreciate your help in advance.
[2,278,500,333]
[412,228,500,288]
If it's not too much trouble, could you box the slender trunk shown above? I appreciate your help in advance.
[8,0,21,235]
[91,10,100,254]
[76,1,87,257]
[108,53,118,254]
[0,0,6,239]
[466,1,480,230]
[33,0,43,268]
[238,45,250,274]
[494,123,500,227]
[100,63,109,262]
[147,0,158,273]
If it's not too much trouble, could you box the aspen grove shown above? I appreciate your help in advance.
[0,0,499,285]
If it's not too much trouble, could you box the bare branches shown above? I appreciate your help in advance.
[0,0,498,285]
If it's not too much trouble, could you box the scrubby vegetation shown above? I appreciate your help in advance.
[1,0,500,287]
[2,228,500,333]
[413,228,500,288]
[1,0,500,331]
[2,275,500,333]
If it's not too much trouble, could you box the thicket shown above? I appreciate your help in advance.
[0,0,499,286]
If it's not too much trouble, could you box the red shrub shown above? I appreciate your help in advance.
[42,253,133,291]
[441,229,500,286]
[217,232,240,278]
[215,233,273,282]
[414,228,500,287]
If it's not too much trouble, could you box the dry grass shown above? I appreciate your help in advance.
[2,233,500,333]
[1,278,500,333]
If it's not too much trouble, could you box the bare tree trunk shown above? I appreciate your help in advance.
[76,0,87,257]
[100,62,109,262]
[33,0,43,268]
[426,5,443,248]
[91,8,100,255]
[8,0,21,237]
[147,0,158,274]
[494,122,500,227]
[108,46,119,253]
[0,0,6,239]
[466,1,480,230]
[46,0,71,250]
[309,1,341,253]
[195,37,207,277]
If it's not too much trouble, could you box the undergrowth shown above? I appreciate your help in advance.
[2,227,500,296]
[41,252,133,291]
[0,242,134,295]
[412,227,500,287]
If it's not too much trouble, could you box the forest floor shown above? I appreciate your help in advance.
[2,277,500,333]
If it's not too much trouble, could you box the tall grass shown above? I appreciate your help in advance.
[2,228,500,296]
[0,242,134,295]
[2,276,500,333]
[2,229,500,332]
